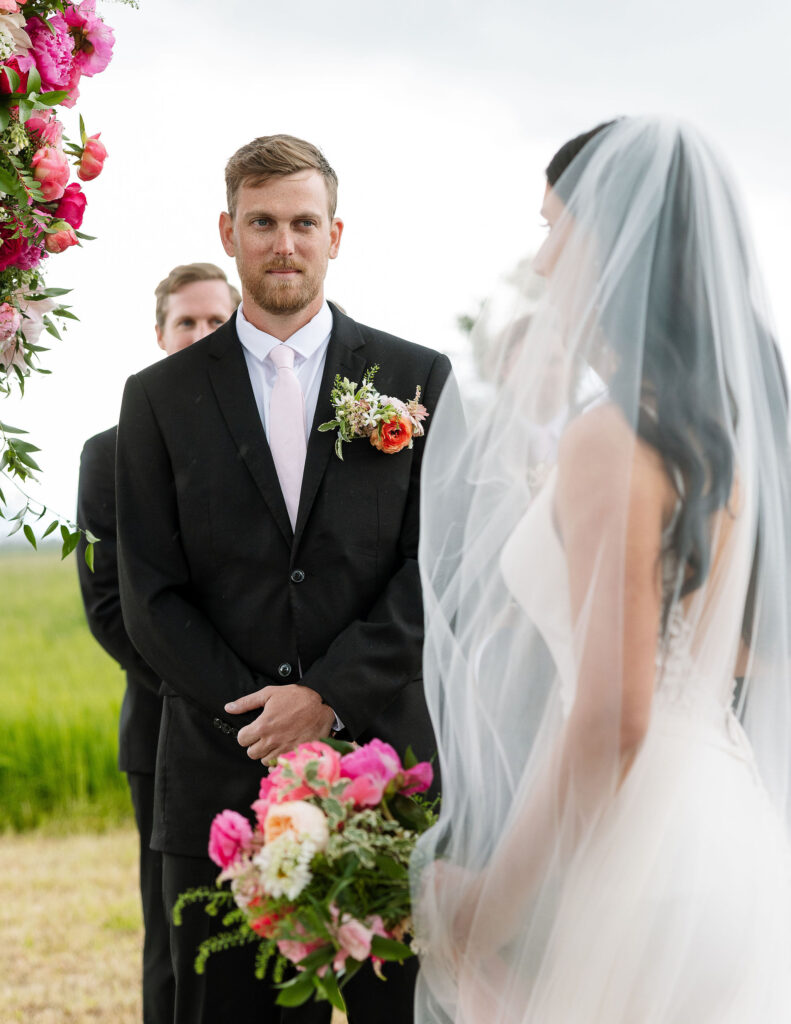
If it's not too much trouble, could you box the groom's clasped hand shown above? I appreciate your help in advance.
[227,683,336,764]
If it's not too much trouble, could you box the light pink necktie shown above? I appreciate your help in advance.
[268,343,306,530]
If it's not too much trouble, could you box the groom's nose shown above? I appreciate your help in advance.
[273,228,295,255]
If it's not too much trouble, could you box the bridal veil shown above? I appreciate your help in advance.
[411,117,791,1022]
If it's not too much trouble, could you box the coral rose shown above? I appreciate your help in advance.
[208,809,252,869]
[55,182,86,229]
[370,414,413,454]
[77,133,106,181]
[44,224,78,253]
[263,800,329,850]
[32,146,70,201]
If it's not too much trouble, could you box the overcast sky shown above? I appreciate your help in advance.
[2,0,790,543]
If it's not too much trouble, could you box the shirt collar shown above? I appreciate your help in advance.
[236,301,333,364]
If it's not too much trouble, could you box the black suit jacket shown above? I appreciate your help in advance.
[77,425,162,774]
[116,304,452,855]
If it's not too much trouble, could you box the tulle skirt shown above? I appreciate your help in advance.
[431,701,791,1023]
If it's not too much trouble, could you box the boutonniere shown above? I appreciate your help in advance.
[318,364,428,460]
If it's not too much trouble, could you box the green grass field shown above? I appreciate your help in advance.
[0,547,132,833]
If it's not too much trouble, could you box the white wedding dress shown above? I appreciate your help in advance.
[494,468,791,1022]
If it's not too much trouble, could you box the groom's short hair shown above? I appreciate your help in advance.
[225,135,338,221]
[154,263,241,329]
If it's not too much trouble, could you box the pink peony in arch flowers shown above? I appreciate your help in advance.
[64,0,114,77]
[25,11,74,91]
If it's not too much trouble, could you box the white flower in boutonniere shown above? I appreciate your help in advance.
[318,365,429,460]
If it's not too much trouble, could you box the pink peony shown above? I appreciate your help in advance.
[401,761,433,796]
[340,739,403,797]
[32,145,70,201]
[26,12,74,91]
[26,109,63,148]
[77,132,106,181]
[208,809,252,869]
[0,224,44,272]
[64,0,114,77]
[60,61,80,107]
[54,182,86,228]
[340,739,433,801]
[0,0,27,11]
[275,741,342,799]
[341,773,386,808]
[0,302,21,342]
[0,53,34,95]
[44,224,78,253]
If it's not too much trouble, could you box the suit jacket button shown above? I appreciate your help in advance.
[212,717,222,729]
[278,662,293,678]
[290,569,305,583]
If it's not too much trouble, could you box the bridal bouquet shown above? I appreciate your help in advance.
[319,364,428,459]
[174,738,435,1013]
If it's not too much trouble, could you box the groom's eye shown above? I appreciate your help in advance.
[296,220,316,229]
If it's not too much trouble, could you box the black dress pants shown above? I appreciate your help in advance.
[162,852,419,1023]
[127,771,176,1024]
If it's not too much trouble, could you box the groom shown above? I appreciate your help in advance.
[116,134,451,1024]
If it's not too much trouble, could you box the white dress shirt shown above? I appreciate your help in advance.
[236,299,343,731]
[237,300,333,442]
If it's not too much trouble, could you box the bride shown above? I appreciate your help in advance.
[411,116,791,1022]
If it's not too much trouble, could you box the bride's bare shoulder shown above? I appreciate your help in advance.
[557,403,674,524]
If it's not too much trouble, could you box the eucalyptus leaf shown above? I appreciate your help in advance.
[42,520,59,538]
[23,524,37,550]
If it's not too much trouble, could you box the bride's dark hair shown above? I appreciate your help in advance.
[546,122,789,636]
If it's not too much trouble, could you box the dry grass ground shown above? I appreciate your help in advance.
[0,828,347,1024]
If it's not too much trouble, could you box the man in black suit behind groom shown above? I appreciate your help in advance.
[76,263,240,1024]
[115,135,451,1024]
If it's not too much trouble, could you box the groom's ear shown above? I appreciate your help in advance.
[219,211,235,257]
[329,218,344,260]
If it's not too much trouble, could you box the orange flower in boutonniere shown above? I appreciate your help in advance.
[318,365,429,460]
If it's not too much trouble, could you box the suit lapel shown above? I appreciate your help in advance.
[293,305,367,549]
[206,317,293,546]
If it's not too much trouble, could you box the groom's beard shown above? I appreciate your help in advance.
[241,258,325,316]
